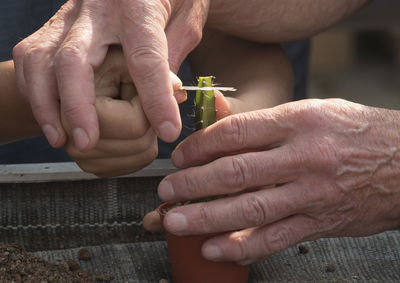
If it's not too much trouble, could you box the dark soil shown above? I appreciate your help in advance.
[0,242,112,282]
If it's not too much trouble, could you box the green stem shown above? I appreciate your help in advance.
[195,76,216,131]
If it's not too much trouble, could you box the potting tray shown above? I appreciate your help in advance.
[1,160,399,282]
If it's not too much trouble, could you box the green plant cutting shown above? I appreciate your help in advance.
[195,76,217,130]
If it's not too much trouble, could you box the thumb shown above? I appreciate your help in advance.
[170,71,187,104]
[214,90,233,120]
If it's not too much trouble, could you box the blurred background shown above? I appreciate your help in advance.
[308,0,400,109]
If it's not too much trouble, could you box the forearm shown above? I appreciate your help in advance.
[0,61,40,144]
[207,0,370,42]
[189,28,293,114]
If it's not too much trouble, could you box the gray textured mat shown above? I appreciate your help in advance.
[0,177,164,251]
[1,164,399,282]
[33,231,400,282]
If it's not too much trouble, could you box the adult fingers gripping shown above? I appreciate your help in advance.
[158,145,300,203]
[55,10,113,152]
[120,0,181,143]
[202,214,315,264]
[14,1,80,147]
[171,109,293,168]
[162,182,312,236]
[13,28,46,97]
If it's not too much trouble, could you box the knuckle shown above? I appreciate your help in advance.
[127,47,166,78]
[179,170,199,198]
[223,115,248,147]
[197,203,214,233]
[12,41,30,62]
[62,106,90,129]
[264,225,293,253]
[239,195,267,227]
[231,233,250,260]
[62,106,81,122]
[312,138,338,169]
[142,97,167,118]
[24,45,54,66]
[224,156,248,188]
[30,103,52,121]
[182,25,203,50]
[55,45,83,68]
[313,212,344,234]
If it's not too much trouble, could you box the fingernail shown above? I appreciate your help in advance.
[42,124,59,147]
[72,128,90,151]
[164,213,187,234]
[172,148,184,167]
[170,71,183,88]
[156,121,180,142]
[237,259,253,266]
[203,245,222,261]
[173,89,187,104]
[158,180,175,202]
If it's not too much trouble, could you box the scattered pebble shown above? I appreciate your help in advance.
[298,244,309,254]
[78,248,92,261]
[325,263,336,273]
[66,259,80,271]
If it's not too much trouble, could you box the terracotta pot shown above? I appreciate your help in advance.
[157,203,250,283]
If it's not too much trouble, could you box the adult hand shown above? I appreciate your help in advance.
[63,46,186,177]
[158,99,400,264]
[13,0,209,151]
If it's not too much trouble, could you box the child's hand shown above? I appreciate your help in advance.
[62,46,186,177]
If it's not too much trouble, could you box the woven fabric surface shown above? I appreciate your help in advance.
[31,231,400,282]
[1,177,399,282]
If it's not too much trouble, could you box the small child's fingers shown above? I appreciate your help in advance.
[74,145,158,177]
[65,128,156,159]
[214,90,233,120]
[170,71,187,104]
[143,210,164,233]
[174,89,187,104]
[96,96,149,139]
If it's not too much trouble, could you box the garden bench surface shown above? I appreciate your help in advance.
[1,161,399,282]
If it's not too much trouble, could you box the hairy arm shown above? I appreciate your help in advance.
[0,60,40,144]
[207,0,371,42]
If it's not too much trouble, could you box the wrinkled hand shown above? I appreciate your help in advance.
[13,0,209,151]
[63,46,185,177]
[157,99,400,264]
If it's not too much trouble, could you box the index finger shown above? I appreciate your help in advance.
[162,182,307,236]
[120,3,181,143]
[172,108,293,168]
